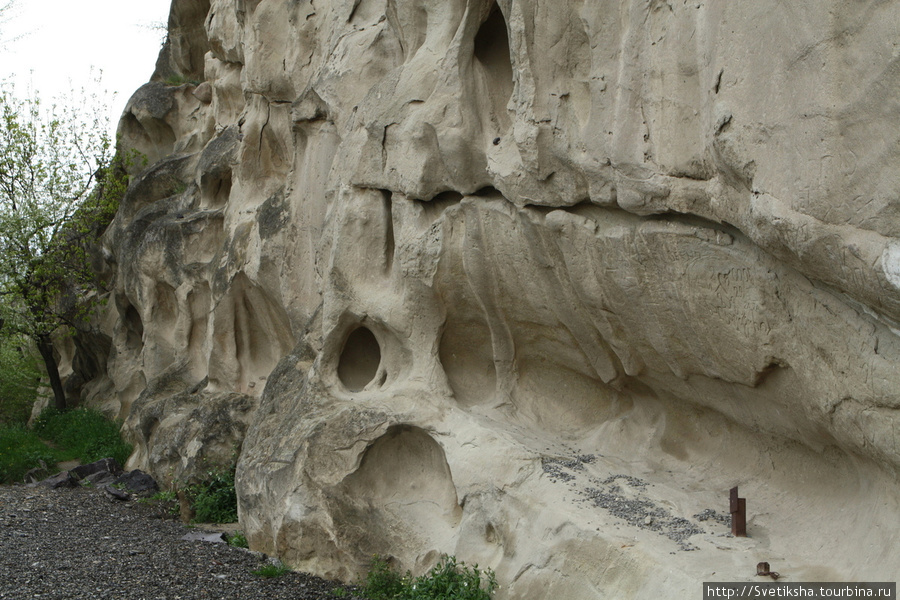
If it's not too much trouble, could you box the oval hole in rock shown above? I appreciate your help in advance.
[337,326,382,392]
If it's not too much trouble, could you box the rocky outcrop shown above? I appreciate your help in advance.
[67,0,900,595]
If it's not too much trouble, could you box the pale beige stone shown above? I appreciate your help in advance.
[60,0,900,596]
[192,82,213,104]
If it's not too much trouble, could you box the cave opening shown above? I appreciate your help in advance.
[337,326,383,392]
[473,2,513,130]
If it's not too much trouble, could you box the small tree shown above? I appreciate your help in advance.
[0,84,123,410]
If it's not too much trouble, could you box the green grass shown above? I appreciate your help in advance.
[0,337,47,483]
[0,338,41,426]
[252,561,291,578]
[0,407,133,483]
[33,407,132,466]
[364,555,497,600]
[0,424,61,483]
[163,74,203,87]
[138,490,180,517]
[145,490,177,503]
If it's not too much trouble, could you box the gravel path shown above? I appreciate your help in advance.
[0,484,366,600]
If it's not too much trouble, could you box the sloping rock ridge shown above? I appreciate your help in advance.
[71,0,900,596]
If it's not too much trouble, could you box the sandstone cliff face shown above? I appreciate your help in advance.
[78,0,900,595]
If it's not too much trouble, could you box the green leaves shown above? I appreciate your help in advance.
[185,465,239,524]
[364,555,498,600]
[252,561,291,578]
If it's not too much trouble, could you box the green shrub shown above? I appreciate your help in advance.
[185,465,238,523]
[0,339,41,426]
[252,561,290,578]
[364,555,497,600]
[0,424,60,483]
[33,407,132,466]
[409,556,497,600]
[227,531,248,548]
[365,557,407,600]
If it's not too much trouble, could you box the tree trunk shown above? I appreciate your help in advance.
[36,333,66,411]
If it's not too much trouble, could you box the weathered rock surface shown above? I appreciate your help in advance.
[64,0,900,596]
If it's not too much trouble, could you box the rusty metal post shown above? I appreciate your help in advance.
[730,486,747,537]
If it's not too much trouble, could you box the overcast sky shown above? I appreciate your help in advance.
[0,0,172,127]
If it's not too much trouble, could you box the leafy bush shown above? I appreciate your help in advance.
[252,561,290,578]
[33,407,132,465]
[185,465,238,523]
[365,557,407,600]
[0,338,41,426]
[0,424,60,483]
[142,459,240,524]
[364,555,497,600]
[227,531,249,548]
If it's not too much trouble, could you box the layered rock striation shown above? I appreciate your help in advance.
[68,0,900,595]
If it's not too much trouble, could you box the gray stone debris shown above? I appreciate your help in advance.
[0,484,364,599]
[545,456,707,551]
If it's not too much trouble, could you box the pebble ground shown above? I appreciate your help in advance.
[0,484,367,600]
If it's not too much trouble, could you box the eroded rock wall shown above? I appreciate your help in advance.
[76,0,900,595]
